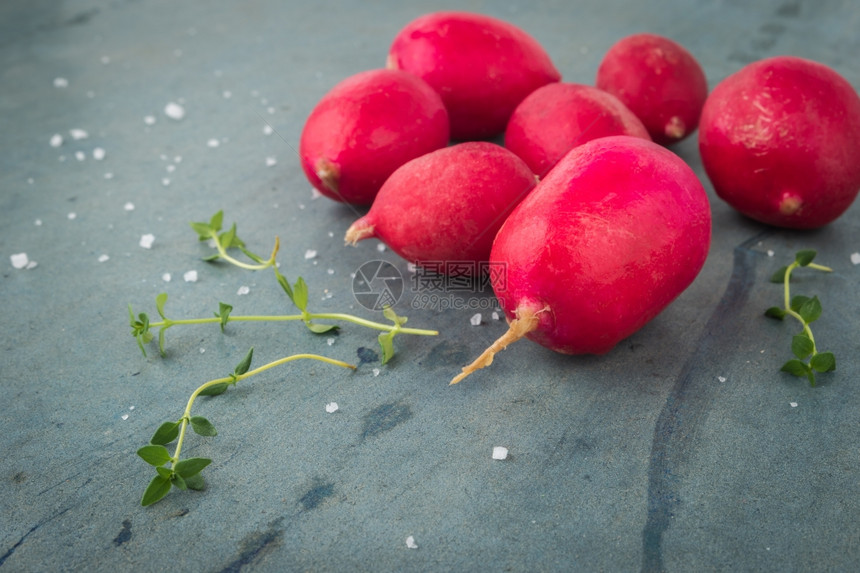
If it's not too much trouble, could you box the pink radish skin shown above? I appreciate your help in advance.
[299,69,449,206]
[345,142,536,271]
[451,136,711,384]
[698,56,860,229]
[596,33,707,146]
[387,11,561,141]
[504,82,652,176]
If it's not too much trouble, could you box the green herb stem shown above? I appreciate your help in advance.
[210,233,279,271]
[149,313,438,336]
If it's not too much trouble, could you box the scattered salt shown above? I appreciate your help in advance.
[265,157,277,167]
[206,138,220,148]
[74,151,86,161]
[69,128,88,140]
[222,90,232,99]
[166,164,175,173]
[98,254,109,262]
[11,253,30,269]
[183,270,198,282]
[325,402,339,413]
[237,285,250,295]
[164,102,185,120]
[470,313,482,326]
[53,77,68,88]
[262,125,273,135]
[121,414,129,421]
[405,536,418,550]
[67,212,77,220]
[124,202,135,211]
[492,446,509,460]
[27,178,34,184]
[327,268,334,275]
[161,178,171,187]
[376,243,386,252]
[144,115,156,125]
[49,134,63,147]
[850,252,860,265]
[174,155,182,163]
[790,402,798,408]
[199,348,206,354]
[310,187,323,199]
[304,249,317,260]
[407,262,417,273]
[34,219,42,226]
[326,337,335,346]
[129,405,135,411]
[267,106,275,114]
[162,273,171,282]
[92,147,106,160]
[372,368,380,377]
[718,376,727,382]
[104,172,113,180]
[139,234,155,249]
[767,250,775,257]
[327,231,334,238]
[491,311,500,321]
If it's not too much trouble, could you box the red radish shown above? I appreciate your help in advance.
[451,136,711,385]
[386,11,560,141]
[299,69,449,206]
[344,142,536,271]
[698,56,860,229]
[504,82,651,176]
[596,33,707,146]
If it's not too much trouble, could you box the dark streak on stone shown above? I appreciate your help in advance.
[218,518,284,573]
[0,507,71,567]
[640,232,768,573]
[360,401,413,441]
[298,479,335,511]
[112,519,132,547]
[356,346,379,365]
[65,8,99,26]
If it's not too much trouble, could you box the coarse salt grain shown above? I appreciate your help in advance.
[53,77,68,88]
[372,368,380,377]
[491,311,500,321]
[223,90,232,99]
[164,102,185,120]
[67,212,77,220]
[262,125,273,135]
[144,115,156,125]
[93,147,106,160]
[104,172,113,180]
[237,285,250,295]
[265,157,277,167]
[851,252,860,265]
[162,273,171,282]
[98,254,109,262]
[376,243,386,252]
[183,270,198,282]
[767,250,775,257]
[405,536,418,550]
[325,402,339,413]
[327,338,335,346]
[124,202,135,211]
[121,414,129,421]
[304,249,317,260]
[161,178,171,187]
[75,151,86,161]
[790,402,798,408]
[69,128,88,140]
[166,164,175,173]
[139,234,155,249]
[50,134,63,147]
[11,253,30,269]
[718,376,727,382]
[207,138,220,148]
[470,313,482,326]
[492,446,509,460]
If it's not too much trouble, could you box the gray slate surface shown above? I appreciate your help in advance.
[1,1,859,571]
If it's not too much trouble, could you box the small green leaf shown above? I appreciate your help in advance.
[158,327,167,356]
[798,296,822,324]
[171,473,188,490]
[219,223,237,250]
[305,322,339,334]
[202,253,221,262]
[150,421,181,445]
[184,473,206,491]
[769,266,788,283]
[190,416,217,437]
[190,221,213,240]
[199,382,230,397]
[810,352,836,373]
[780,359,810,377]
[795,250,817,267]
[141,475,172,506]
[209,210,224,233]
[156,465,173,479]
[137,444,173,467]
[238,245,263,263]
[789,295,811,313]
[378,331,395,365]
[382,306,407,326]
[155,293,168,319]
[791,334,815,360]
[234,347,253,376]
[764,306,786,320]
[275,268,294,303]
[174,457,211,479]
[216,302,233,332]
[292,277,309,312]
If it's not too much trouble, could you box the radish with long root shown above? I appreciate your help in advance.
[451,136,711,385]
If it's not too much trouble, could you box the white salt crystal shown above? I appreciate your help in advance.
[166,164,175,173]
[164,102,185,120]
[407,262,417,273]
[304,249,317,260]
[718,376,727,383]
[183,270,198,282]
[222,90,232,99]
[74,151,86,161]
[206,138,220,148]
[121,414,129,421]
[851,252,860,265]
[10,253,29,269]
[237,285,250,295]
[265,157,277,167]
[98,254,109,262]
[27,178,34,184]
[767,250,775,257]
[262,125,273,135]
[67,212,77,220]
[100,55,110,64]
[144,115,156,125]
[69,128,88,140]
[49,134,63,147]
[376,243,386,252]
[162,273,172,282]
[492,446,509,460]
[267,106,275,114]
[92,147,106,160]
[470,313,482,326]
[325,402,339,413]
[326,338,335,346]
[327,268,334,275]
[327,231,334,238]
[199,348,206,354]
[790,402,798,408]
[161,178,171,187]
[129,405,135,411]
[139,233,155,249]
[372,368,380,377]
[124,202,135,211]
[173,155,182,163]
[491,311,500,321]
[103,172,113,180]
[53,77,68,88]
[405,536,418,549]
[310,187,323,199]
[34,219,42,226]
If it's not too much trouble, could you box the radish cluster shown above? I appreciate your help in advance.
[294,10,860,383]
